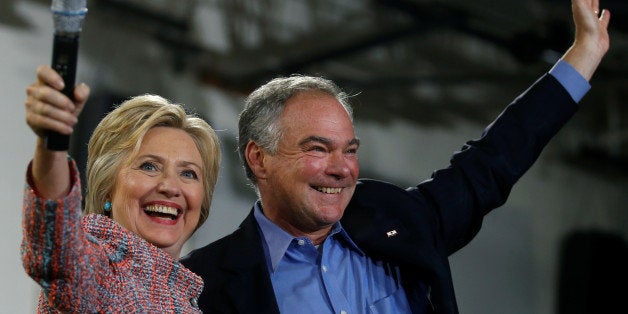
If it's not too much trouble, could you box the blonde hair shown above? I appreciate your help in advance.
[85,94,220,230]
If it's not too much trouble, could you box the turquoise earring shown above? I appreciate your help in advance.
[104,201,112,212]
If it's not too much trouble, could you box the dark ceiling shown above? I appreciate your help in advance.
[3,0,627,178]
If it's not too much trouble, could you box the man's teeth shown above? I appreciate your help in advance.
[316,187,342,194]
[144,205,178,216]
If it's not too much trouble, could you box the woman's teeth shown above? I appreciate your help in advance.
[144,204,178,217]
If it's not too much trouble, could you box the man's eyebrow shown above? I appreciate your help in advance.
[299,136,330,146]
[298,136,360,147]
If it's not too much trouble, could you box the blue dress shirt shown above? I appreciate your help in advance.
[550,59,590,102]
[253,59,589,314]
[254,203,413,313]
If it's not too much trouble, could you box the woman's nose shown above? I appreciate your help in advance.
[157,173,182,197]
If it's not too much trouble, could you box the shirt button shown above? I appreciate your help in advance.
[340,311,347,314]
[321,265,328,272]
[297,239,306,246]
[190,298,198,308]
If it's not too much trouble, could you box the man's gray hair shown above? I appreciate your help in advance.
[238,75,353,185]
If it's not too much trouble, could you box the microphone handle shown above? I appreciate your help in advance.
[45,33,79,151]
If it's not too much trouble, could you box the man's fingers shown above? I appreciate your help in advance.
[599,9,610,27]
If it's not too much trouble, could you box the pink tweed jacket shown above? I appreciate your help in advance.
[21,160,203,313]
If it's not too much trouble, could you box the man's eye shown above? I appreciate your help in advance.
[181,170,198,180]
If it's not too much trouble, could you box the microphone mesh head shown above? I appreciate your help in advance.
[51,0,87,34]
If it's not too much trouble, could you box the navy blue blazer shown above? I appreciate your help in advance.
[181,74,579,314]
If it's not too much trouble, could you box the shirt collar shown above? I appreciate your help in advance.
[253,201,364,272]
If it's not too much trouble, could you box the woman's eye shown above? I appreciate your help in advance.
[181,169,198,180]
[139,162,157,171]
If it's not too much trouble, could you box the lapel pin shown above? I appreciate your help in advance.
[386,230,398,238]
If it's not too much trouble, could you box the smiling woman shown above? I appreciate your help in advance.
[110,127,205,258]
[21,65,220,313]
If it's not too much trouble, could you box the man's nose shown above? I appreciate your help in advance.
[326,151,351,179]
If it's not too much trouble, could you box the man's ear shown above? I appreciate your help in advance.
[245,141,267,179]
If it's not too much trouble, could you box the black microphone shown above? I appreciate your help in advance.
[45,0,87,151]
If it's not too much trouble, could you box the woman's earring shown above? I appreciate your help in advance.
[104,201,112,212]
